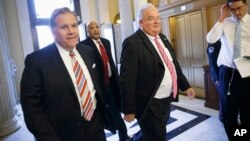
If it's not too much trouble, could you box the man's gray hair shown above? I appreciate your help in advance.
[49,7,77,29]
[137,3,156,23]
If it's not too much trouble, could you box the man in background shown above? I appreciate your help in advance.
[80,21,130,141]
[207,0,250,140]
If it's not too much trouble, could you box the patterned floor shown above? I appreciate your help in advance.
[106,96,228,141]
[106,104,211,141]
[0,95,228,141]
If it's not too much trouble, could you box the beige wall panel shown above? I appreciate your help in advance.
[175,16,189,60]
[193,67,204,88]
[206,4,221,31]
[189,12,204,60]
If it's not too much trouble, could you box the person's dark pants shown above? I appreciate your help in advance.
[139,97,171,141]
[108,98,128,140]
[55,107,106,141]
[218,65,250,141]
[104,86,129,141]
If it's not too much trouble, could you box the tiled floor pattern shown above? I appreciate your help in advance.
[0,95,228,141]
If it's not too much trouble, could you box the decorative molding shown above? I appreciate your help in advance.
[159,0,192,11]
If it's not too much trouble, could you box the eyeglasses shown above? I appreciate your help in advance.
[144,16,161,22]
[229,4,246,13]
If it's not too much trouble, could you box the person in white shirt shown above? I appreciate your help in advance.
[206,0,250,140]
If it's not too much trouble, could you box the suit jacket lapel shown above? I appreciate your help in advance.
[159,34,178,67]
[100,38,114,64]
[159,34,174,56]
[100,38,109,51]
[137,29,164,66]
[48,43,76,93]
[87,37,103,60]
[77,47,92,71]
[76,45,103,100]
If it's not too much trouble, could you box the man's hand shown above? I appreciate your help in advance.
[219,3,230,23]
[185,88,195,99]
[123,114,135,122]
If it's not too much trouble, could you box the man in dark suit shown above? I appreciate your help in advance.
[21,7,115,141]
[79,21,130,141]
[120,3,195,141]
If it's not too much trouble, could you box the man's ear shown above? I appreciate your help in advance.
[139,19,143,26]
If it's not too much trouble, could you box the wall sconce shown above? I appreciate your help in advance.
[114,13,121,24]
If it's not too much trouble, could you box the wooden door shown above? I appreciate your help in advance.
[170,10,206,98]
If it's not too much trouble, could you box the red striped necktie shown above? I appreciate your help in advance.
[154,37,178,98]
[69,51,94,121]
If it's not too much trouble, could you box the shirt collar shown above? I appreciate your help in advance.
[91,38,101,44]
[55,42,76,55]
[142,31,160,41]
[231,13,250,23]
[241,13,250,23]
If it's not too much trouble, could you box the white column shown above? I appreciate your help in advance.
[0,0,22,137]
[97,0,110,24]
[16,0,34,57]
[133,0,148,30]
[118,0,134,41]
[80,0,91,23]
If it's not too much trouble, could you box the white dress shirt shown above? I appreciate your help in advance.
[206,14,250,68]
[56,43,97,114]
[144,32,176,99]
